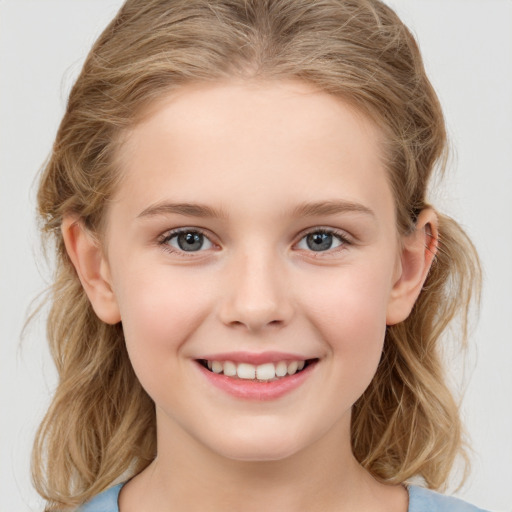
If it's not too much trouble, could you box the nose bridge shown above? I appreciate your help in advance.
[219,242,293,331]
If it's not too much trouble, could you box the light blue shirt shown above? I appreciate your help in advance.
[78,483,491,511]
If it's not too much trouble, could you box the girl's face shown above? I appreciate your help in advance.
[92,80,425,462]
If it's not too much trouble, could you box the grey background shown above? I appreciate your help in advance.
[1,1,511,510]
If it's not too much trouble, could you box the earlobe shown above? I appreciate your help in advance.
[386,209,438,325]
[61,216,121,325]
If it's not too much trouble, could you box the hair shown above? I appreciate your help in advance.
[32,0,481,509]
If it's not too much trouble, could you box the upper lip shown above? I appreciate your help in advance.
[196,351,315,365]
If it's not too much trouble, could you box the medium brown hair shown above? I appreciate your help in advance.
[32,0,481,509]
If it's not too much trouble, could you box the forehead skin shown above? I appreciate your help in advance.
[110,80,394,235]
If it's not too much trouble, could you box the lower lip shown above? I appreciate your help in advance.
[196,361,317,401]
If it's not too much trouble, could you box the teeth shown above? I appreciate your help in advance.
[275,361,288,377]
[237,363,256,379]
[256,363,275,380]
[211,361,223,374]
[287,361,299,375]
[203,359,309,381]
[223,360,237,377]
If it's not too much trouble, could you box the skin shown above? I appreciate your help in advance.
[63,80,437,512]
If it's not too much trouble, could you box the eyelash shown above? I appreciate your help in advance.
[295,228,351,255]
[157,227,352,256]
[158,228,215,257]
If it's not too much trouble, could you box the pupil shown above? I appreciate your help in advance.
[178,232,203,251]
[307,232,332,251]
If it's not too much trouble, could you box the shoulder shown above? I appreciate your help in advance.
[77,483,123,512]
[408,485,491,512]
[76,482,492,512]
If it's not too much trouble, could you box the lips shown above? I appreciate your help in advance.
[200,359,310,381]
[195,352,319,400]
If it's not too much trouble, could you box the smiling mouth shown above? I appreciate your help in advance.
[198,359,318,382]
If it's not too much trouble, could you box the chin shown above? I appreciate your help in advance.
[206,428,305,463]
[220,445,301,463]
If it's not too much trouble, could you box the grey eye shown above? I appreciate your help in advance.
[168,231,213,252]
[297,232,343,252]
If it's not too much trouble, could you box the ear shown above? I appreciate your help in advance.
[386,209,438,325]
[61,216,121,325]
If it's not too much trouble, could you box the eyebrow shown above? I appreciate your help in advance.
[137,202,228,219]
[292,200,375,218]
[137,199,375,220]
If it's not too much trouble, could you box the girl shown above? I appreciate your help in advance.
[32,0,487,510]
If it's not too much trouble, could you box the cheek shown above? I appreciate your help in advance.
[112,266,213,371]
[298,262,393,369]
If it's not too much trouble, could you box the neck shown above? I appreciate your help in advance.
[119,412,408,512]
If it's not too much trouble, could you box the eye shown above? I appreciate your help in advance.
[296,229,347,252]
[160,229,214,253]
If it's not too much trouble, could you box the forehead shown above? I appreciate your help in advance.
[122,79,384,162]
[112,80,392,220]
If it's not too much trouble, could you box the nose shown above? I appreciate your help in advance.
[218,249,294,332]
